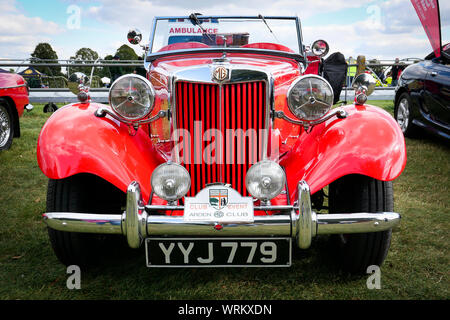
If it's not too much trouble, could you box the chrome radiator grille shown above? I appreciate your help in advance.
[175,81,267,196]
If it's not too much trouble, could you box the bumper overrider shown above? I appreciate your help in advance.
[43,180,400,250]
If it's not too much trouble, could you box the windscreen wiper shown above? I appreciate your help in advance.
[189,13,213,42]
[258,14,280,43]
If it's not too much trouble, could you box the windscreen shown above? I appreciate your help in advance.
[150,17,301,54]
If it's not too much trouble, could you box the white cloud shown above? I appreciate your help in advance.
[84,0,439,59]
[0,0,447,60]
[85,0,376,29]
[304,21,431,60]
[0,0,63,58]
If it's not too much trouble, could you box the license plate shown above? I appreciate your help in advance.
[146,238,292,267]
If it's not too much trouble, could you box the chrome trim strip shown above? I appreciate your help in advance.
[295,180,316,249]
[146,17,158,70]
[145,205,294,211]
[146,48,304,63]
[316,212,401,235]
[154,15,302,19]
[125,181,147,248]
[146,215,292,237]
[170,75,180,163]
[0,84,27,90]
[218,81,223,181]
[167,75,179,162]
[295,16,304,57]
[43,212,123,234]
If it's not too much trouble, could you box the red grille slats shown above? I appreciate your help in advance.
[220,84,225,184]
[258,85,269,165]
[175,81,266,196]
[236,84,243,194]
[205,85,211,186]
[225,84,231,186]
[211,85,217,186]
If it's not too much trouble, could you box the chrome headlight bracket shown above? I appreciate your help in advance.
[274,108,347,131]
[95,107,168,126]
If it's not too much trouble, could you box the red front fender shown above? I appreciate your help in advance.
[282,104,407,201]
[37,102,165,202]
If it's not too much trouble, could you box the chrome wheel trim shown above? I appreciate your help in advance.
[0,105,11,148]
[397,98,410,133]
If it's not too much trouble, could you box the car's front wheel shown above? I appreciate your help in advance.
[0,102,14,151]
[395,92,417,137]
[46,174,127,267]
[328,174,394,274]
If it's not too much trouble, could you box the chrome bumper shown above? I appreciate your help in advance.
[43,180,401,249]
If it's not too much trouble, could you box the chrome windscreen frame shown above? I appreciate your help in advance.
[144,16,305,70]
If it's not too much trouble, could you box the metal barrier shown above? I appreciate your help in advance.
[1,57,419,103]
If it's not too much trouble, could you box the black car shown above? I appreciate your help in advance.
[394,44,450,140]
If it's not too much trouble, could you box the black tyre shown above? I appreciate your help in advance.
[46,174,127,267]
[395,92,417,137]
[328,174,393,274]
[43,102,58,113]
[0,102,14,151]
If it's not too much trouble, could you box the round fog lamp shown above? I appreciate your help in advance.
[245,160,286,201]
[151,162,191,202]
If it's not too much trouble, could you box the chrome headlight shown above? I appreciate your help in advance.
[245,160,286,201]
[151,162,191,202]
[109,74,155,120]
[287,75,334,121]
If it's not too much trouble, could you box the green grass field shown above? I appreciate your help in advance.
[0,101,448,300]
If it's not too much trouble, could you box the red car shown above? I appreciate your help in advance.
[0,72,33,150]
[38,15,406,273]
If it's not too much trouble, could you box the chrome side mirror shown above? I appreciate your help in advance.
[352,73,376,105]
[127,28,142,45]
[68,72,90,103]
[311,40,329,57]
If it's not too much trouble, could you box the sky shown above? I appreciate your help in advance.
[0,0,449,61]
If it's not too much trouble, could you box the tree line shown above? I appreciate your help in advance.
[29,42,144,79]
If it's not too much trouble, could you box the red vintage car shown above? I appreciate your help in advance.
[0,72,33,150]
[38,15,406,273]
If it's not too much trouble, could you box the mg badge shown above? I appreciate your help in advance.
[214,211,224,218]
[209,189,228,210]
[213,66,228,82]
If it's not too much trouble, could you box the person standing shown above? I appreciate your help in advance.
[134,56,147,78]
[109,55,123,85]
[390,58,405,87]
[346,56,357,87]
